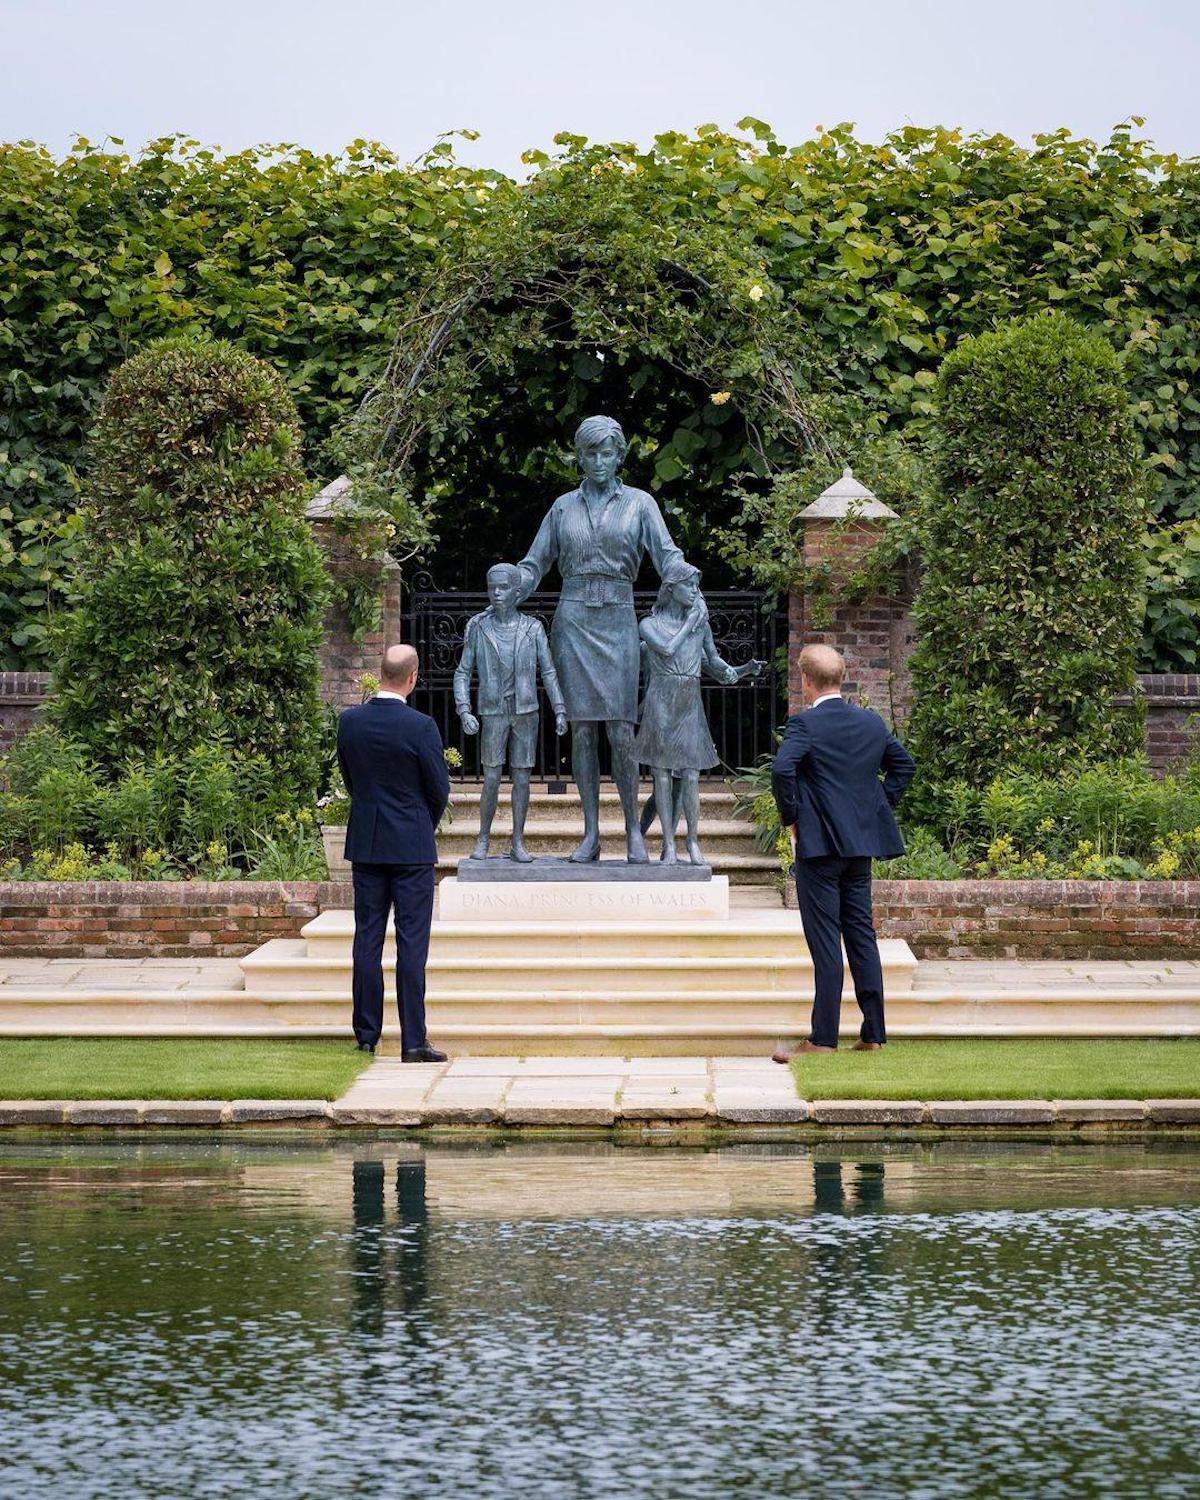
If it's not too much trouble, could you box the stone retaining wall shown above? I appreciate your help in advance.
[4,878,1200,961]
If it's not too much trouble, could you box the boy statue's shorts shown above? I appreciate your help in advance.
[481,711,539,769]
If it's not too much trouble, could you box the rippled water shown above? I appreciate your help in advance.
[1,1139,1198,1498]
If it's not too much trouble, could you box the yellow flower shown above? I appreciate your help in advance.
[710,391,732,405]
[748,285,764,302]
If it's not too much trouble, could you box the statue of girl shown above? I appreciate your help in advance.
[634,561,764,865]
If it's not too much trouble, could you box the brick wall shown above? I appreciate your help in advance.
[872,879,1200,960]
[1133,674,1200,772]
[314,531,404,710]
[0,672,51,752]
[0,881,353,959]
[7,877,1200,961]
[788,520,915,719]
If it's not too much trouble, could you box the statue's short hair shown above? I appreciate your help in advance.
[574,414,627,459]
[487,562,521,587]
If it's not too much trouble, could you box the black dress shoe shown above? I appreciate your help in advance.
[402,1045,448,1063]
[356,1041,376,1054]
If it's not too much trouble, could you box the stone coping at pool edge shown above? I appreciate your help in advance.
[2,1098,1199,1128]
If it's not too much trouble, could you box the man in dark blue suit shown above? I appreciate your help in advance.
[337,644,451,1061]
[770,644,915,1059]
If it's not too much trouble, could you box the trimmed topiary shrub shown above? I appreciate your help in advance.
[907,311,1145,789]
[49,335,331,803]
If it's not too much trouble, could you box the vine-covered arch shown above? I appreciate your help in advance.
[340,157,832,588]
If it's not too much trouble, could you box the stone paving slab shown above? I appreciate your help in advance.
[927,1100,1057,1126]
[811,1100,926,1125]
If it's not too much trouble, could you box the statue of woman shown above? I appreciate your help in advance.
[516,415,685,864]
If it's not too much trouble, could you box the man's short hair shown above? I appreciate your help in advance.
[574,414,627,459]
[380,644,419,686]
[487,563,521,587]
[798,643,845,691]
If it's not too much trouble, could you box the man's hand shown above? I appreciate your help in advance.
[789,824,798,853]
[460,713,480,736]
[555,713,568,737]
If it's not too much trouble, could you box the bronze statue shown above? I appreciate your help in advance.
[454,563,567,862]
[516,415,685,864]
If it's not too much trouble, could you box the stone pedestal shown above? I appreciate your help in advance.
[437,875,731,922]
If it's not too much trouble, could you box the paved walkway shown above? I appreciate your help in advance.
[2,1054,1197,1129]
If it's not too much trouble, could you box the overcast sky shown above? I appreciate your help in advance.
[3,0,1197,169]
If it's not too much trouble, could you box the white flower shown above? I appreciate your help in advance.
[748,284,764,302]
[710,391,732,405]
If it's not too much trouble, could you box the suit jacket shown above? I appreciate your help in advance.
[336,697,451,865]
[453,611,565,718]
[770,697,915,860]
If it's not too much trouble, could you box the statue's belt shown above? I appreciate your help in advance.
[560,575,634,608]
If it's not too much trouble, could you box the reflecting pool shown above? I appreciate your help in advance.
[2,1139,1198,1497]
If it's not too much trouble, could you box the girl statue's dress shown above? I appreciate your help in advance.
[634,580,761,865]
[633,606,733,773]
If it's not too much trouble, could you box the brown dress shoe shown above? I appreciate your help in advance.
[773,1040,837,1062]
[852,1040,884,1052]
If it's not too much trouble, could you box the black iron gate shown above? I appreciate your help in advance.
[404,575,786,781]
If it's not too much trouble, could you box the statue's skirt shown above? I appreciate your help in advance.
[550,595,639,723]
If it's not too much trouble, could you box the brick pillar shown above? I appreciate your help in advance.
[307,477,404,711]
[0,672,52,752]
[787,468,915,724]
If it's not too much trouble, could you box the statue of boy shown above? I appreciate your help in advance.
[454,563,567,863]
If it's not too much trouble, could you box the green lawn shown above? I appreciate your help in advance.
[0,1039,371,1101]
[790,1038,1200,1100]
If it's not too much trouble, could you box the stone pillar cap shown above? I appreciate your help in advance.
[306,475,356,519]
[799,467,898,520]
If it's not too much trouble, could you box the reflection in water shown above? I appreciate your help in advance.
[1,1140,1199,1498]
[351,1157,429,1334]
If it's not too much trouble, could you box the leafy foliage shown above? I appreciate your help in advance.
[4,123,1199,663]
[906,312,1146,790]
[1141,521,1200,669]
[48,335,332,804]
[0,723,312,876]
[911,759,1200,880]
[342,151,827,584]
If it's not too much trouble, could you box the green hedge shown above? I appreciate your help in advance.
[907,313,1145,787]
[2,124,1198,666]
[49,334,331,803]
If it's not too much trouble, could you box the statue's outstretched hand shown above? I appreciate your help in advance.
[555,713,568,737]
[461,713,480,736]
[739,659,767,681]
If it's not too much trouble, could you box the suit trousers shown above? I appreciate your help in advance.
[794,854,887,1049]
[350,862,436,1051]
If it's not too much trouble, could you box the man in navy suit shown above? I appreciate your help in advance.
[770,644,916,1059]
[337,644,451,1061]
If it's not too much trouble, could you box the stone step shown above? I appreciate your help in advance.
[302,908,803,959]
[239,936,919,997]
[3,982,1198,1051]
